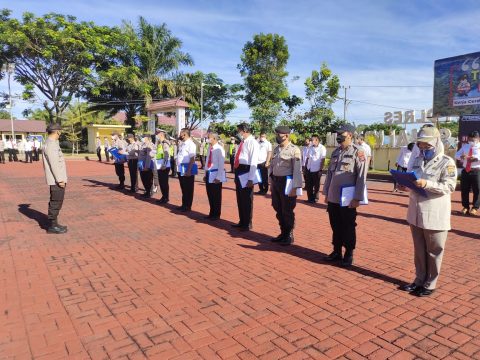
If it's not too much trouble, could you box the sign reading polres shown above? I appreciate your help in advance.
[433,51,480,116]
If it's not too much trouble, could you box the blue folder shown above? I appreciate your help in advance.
[138,160,154,171]
[389,170,428,197]
[108,147,127,162]
[180,163,198,176]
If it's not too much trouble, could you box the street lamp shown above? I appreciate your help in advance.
[200,82,221,125]
[2,63,16,141]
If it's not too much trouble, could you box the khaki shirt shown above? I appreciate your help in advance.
[138,142,156,170]
[323,144,367,204]
[126,142,140,160]
[269,142,303,188]
[42,138,67,186]
[112,138,128,163]
[407,154,457,231]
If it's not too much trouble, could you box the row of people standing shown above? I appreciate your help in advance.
[0,137,41,163]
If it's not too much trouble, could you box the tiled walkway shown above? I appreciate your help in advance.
[1,160,479,359]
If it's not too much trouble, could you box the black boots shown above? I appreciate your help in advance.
[47,221,68,234]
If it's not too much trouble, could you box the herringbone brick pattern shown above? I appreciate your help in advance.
[0,160,479,359]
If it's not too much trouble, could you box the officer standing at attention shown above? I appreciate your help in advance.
[176,128,197,212]
[455,131,480,216]
[401,126,457,297]
[304,134,326,203]
[256,132,273,195]
[42,123,68,234]
[203,132,225,220]
[232,123,259,231]
[323,124,367,267]
[155,129,171,204]
[0,137,5,164]
[103,136,111,162]
[269,126,303,245]
[95,136,102,162]
[125,134,139,193]
[138,134,155,198]
[111,132,128,189]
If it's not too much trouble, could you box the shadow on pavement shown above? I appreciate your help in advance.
[18,204,49,230]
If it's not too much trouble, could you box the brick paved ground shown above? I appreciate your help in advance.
[0,159,479,360]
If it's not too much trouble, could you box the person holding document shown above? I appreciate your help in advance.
[232,123,259,231]
[111,132,128,189]
[323,124,367,267]
[138,134,155,198]
[125,134,140,193]
[203,133,225,220]
[401,127,457,297]
[155,129,171,204]
[269,126,303,245]
[176,128,197,212]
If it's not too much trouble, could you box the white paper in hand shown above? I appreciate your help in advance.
[340,185,368,207]
[284,175,303,196]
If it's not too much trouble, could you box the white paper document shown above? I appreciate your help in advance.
[208,169,227,183]
[284,175,303,196]
[155,159,170,170]
[340,185,368,207]
[239,169,261,188]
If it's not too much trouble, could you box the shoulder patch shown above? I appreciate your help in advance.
[447,165,456,177]
[357,150,366,162]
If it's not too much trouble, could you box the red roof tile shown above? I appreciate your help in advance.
[147,98,190,112]
[0,119,46,133]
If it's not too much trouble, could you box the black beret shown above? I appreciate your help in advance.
[46,123,62,132]
[275,126,291,134]
[336,124,356,134]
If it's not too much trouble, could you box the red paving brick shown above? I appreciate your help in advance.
[0,159,479,360]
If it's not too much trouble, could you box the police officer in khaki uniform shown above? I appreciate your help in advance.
[111,132,128,189]
[42,123,68,234]
[323,124,367,267]
[269,126,303,245]
[138,134,156,198]
[401,127,457,297]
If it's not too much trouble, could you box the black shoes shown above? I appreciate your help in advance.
[401,283,435,297]
[278,232,294,246]
[341,254,353,267]
[401,283,420,292]
[176,206,191,212]
[156,198,169,204]
[204,215,220,221]
[116,184,125,190]
[271,233,285,243]
[47,225,68,234]
[324,251,342,262]
[231,223,250,231]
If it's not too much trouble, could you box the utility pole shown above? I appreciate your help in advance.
[2,63,16,141]
[342,85,350,122]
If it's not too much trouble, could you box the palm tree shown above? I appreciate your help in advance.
[86,17,193,131]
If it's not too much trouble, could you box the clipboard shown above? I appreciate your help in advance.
[285,175,303,196]
[179,163,198,176]
[389,170,428,197]
[340,185,368,207]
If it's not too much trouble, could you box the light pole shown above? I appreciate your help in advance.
[342,85,350,122]
[200,82,221,125]
[2,63,16,141]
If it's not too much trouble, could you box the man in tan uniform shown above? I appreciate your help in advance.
[269,126,303,245]
[323,124,368,267]
[42,123,68,234]
[401,127,457,297]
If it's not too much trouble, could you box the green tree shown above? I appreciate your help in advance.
[86,16,193,131]
[439,120,458,137]
[171,71,242,130]
[0,109,11,119]
[0,9,116,124]
[238,33,289,132]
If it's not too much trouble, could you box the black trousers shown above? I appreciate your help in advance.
[140,169,153,194]
[178,175,195,209]
[104,149,110,162]
[327,202,357,253]
[271,176,297,235]
[230,155,235,173]
[158,168,170,199]
[206,182,222,217]
[8,149,17,162]
[170,158,177,176]
[96,148,102,161]
[48,184,66,224]
[257,162,269,192]
[461,169,480,209]
[25,151,33,163]
[234,167,254,227]
[33,149,39,161]
[114,162,125,184]
[305,170,321,201]
[199,155,205,169]
[0,150,5,163]
[127,159,138,190]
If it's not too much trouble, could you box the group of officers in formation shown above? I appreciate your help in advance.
[0,136,42,163]
[41,121,479,298]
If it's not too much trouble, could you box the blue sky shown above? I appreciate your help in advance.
[3,0,480,125]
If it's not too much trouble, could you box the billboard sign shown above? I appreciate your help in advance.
[433,51,480,116]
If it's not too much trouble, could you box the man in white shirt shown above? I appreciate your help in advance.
[176,128,197,212]
[456,131,480,215]
[256,132,272,195]
[357,136,372,168]
[203,132,225,220]
[24,137,34,163]
[33,137,41,161]
[301,139,311,189]
[232,123,259,231]
[0,137,5,164]
[6,137,18,162]
[304,135,326,203]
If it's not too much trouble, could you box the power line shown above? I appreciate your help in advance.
[347,85,432,88]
